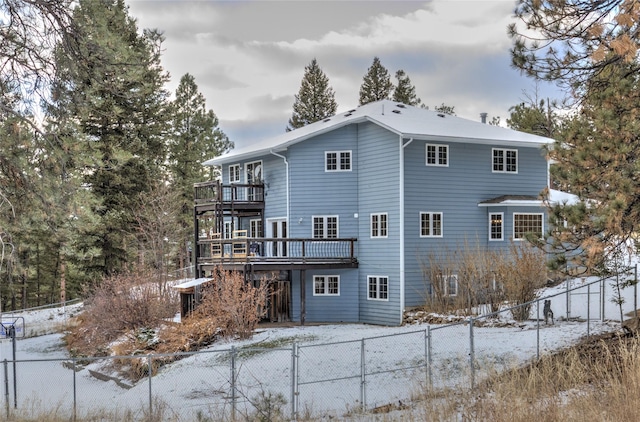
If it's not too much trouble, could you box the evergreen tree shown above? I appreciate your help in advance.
[169,73,233,269]
[287,59,337,130]
[507,99,558,138]
[358,57,394,105]
[48,0,170,276]
[434,103,456,116]
[392,70,421,106]
[544,58,640,274]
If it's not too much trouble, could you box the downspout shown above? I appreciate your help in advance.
[270,150,290,225]
[400,137,413,325]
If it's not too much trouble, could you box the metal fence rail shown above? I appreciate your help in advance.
[1,276,636,421]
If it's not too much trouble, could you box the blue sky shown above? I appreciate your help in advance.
[127,0,560,148]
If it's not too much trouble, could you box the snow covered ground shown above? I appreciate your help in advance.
[0,275,637,420]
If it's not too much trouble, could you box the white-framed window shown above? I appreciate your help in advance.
[513,213,543,240]
[223,221,232,239]
[312,216,338,239]
[439,274,458,296]
[249,219,262,238]
[426,144,448,166]
[368,276,389,301]
[492,148,518,173]
[489,212,504,241]
[229,164,241,183]
[325,150,352,171]
[370,213,388,238]
[313,275,340,296]
[420,212,443,237]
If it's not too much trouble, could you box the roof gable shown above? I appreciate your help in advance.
[205,100,554,166]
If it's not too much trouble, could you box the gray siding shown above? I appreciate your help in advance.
[356,123,402,325]
[290,269,359,323]
[402,139,548,307]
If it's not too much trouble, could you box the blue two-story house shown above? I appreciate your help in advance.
[192,100,554,326]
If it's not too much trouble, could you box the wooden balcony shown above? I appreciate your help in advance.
[196,237,358,272]
[194,180,264,213]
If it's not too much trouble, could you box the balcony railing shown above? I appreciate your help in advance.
[197,237,358,265]
[195,180,264,204]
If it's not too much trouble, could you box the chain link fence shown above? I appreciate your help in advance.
[0,276,636,420]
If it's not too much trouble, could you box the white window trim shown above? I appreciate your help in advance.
[370,213,388,238]
[245,160,263,182]
[229,164,241,183]
[223,221,232,239]
[492,148,518,174]
[312,215,339,239]
[249,219,262,238]
[420,212,443,238]
[313,275,340,296]
[489,212,504,241]
[367,275,389,301]
[325,150,352,172]
[513,212,544,241]
[439,274,458,297]
[426,144,449,167]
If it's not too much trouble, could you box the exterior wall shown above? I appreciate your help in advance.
[290,269,359,323]
[356,123,402,325]
[402,139,548,307]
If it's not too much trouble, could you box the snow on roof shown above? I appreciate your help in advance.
[478,190,579,207]
[548,189,579,205]
[172,278,211,291]
[204,100,554,166]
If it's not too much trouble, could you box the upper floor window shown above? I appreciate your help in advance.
[314,275,340,296]
[368,276,389,301]
[370,213,388,238]
[313,216,338,239]
[513,213,543,240]
[492,148,517,173]
[420,212,443,237]
[325,151,352,171]
[489,213,503,241]
[426,144,448,166]
[229,164,241,183]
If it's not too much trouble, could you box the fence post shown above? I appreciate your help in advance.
[73,357,77,422]
[360,338,366,412]
[601,277,605,322]
[148,355,153,418]
[230,346,237,421]
[291,343,298,420]
[566,278,571,320]
[469,317,475,388]
[536,299,540,360]
[587,284,591,337]
[426,327,432,387]
[3,359,8,419]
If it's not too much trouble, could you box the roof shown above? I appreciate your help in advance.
[478,189,579,207]
[172,278,211,291]
[204,100,555,166]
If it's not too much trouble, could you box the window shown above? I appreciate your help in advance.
[314,275,340,296]
[313,216,338,238]
[439,274,458,296]
[489,213,503,241]
[492,148,517,173]
[325,150,352,171]
[370,213,388,238]
[420,212,443,237]
[513,213,543,240]
[224,222,232,239]
[426,144,448,166]
[229,164,240,183]
[249,219,262,238]
[368,276,389,300]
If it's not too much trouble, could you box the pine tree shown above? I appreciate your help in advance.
[545,58,640,274]
[48,0,171,276]
[358,57,394,105]
[434,103,456,116]
[392,70,421,106]
[507,99,557,138]
[287,59,337,130]
[169,73,233,269]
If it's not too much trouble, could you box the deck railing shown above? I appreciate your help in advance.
[194,180,264,204]
[197,237,358,264]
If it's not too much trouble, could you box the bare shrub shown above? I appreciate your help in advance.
[157,270,269,353]
[496,243,547,321]
[64,270,179,356]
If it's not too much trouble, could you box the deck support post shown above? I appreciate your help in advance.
[300,269,306,326]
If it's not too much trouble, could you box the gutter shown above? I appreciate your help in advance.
[399,137,413,324]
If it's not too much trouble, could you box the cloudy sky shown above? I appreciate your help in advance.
[127,0,559,148]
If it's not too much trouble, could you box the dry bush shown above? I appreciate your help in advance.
[157,270,269,353]
[495,242,547,320]
[64,270,179,356]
